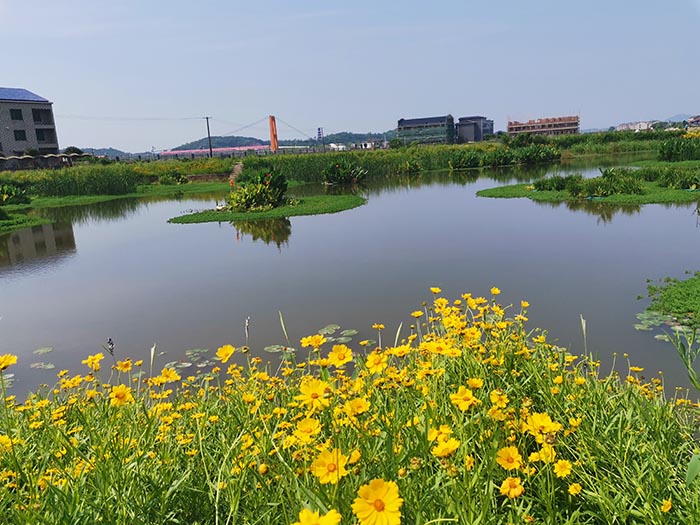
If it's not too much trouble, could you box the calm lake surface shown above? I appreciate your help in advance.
[2,156,699,395]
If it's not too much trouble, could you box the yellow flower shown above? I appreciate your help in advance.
[352,478,403,525]
[568,483,582,496]
[428,425,453,442]
[464,455,475,471]
[292,508,342,525]
[490,389,509,408]
[294,418,322,442]
[348,449,362,464]
[365,351,388,374]
[115,359,132,373]
[81,353,104,372]
[301,334,327,349]
[345,397,370,417]
[500,477,524,499]
[553,459,572,478]
[490,287,501,295]
[160,367,181,383]
[372,323,385,330]
[660,498,672,513]
[431,437,460,458]
[450,386,480,411]
[0,354,17,371]
[328,344,353,367]
[295,377,331,411]
[467,377,484,389]
[523,412,562,443]
[430,287,442,294]
[496,446,523,470]
[216,345,235,363]
[109,384,134,407]
[410,310,424,318]
[521,300,530,308]
[310,448,349,485]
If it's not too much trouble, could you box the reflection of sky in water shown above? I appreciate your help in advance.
[1,157,699,396]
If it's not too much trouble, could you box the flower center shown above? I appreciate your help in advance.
[327,463,336,472]
[311,393,319,399]
[373,499,385,511]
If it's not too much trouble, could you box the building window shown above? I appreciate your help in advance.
[14,130,27,141]
[10,109,23,121]
[36,129,46,141]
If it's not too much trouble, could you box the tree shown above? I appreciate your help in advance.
[63,146,84,155]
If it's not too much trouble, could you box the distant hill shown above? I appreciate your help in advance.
[664,114,692,123]
[78,147,134,158]
[168,130,397,151]
[172,135,266,150]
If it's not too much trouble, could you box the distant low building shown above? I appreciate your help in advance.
[615,121,657,132]
[397,115,455,144]
[0,87,59,157]
[507,115,580,137]
[688,115,700,127]
[456,116,494,143]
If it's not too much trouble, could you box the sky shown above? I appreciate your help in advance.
[1,0,699,152]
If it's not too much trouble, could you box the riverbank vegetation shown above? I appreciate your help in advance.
[240,144,562,183]
[637,272,700,393]
[478,166,700,206]
[0,289,697,523]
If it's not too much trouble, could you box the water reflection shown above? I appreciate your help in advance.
[233,218,291,248]
[29,192,228,226]
[0,222,75,268]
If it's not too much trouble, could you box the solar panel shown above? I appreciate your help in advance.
[0,87,49,102]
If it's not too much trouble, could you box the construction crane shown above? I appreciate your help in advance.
[269,115,279,152]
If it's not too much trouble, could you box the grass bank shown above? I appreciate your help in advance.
[168,194,366,224]
[477,181,700,205]
[0,289,697,524]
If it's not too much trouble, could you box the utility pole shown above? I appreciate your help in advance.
[205,116,213,158]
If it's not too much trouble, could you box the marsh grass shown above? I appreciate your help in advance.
[0,290,698,524]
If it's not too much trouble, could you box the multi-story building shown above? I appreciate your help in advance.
[456,116,494,143]
[507,115,579,137]
[0,87,59,157]
[397,115,455,144]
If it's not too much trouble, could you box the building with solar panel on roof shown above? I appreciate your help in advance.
[396,115,455,145]
[0,87,59,157]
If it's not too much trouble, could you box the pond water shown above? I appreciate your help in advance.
[1,156,699,396]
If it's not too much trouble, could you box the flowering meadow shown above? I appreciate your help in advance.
[0,289,698,524]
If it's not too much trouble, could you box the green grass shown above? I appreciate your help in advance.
[633,159,700,169]
[168,194,367,224]
[477,181,700,205]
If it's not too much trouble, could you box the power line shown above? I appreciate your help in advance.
[219,116,269,136]
[55,114,204,122]
[275,117,317,141]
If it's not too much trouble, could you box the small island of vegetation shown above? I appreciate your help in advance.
[477,135,700,206]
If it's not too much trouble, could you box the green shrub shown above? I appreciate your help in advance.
[157,173,189,185]
[0,182,30,205]
[659,138,700,162]
[322,159,368,184]
[569,168,644,198]
[513,144,561,165]
[228,169,288,212]
[448,150,481,170]
[0,165,139,196]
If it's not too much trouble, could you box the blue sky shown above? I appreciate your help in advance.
[2,0,698,151]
